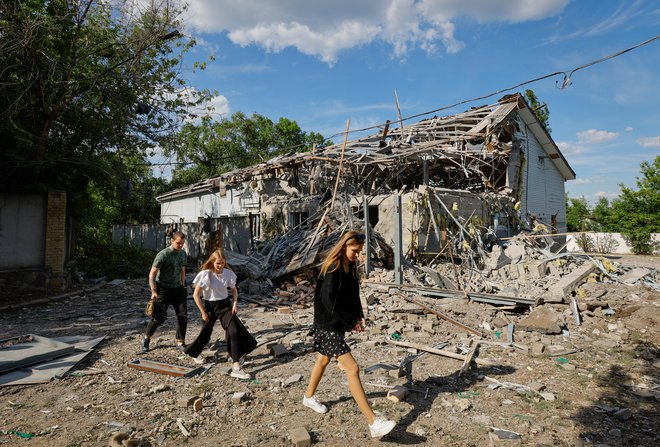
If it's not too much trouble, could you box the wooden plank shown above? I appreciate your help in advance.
[387,339,497,366]
[126,359,204,378]
[459,340,480,376]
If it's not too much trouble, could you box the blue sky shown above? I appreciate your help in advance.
[161,0,660,204]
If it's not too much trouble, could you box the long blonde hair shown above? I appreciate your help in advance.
[319,231,365,276]
[201,249,228,272]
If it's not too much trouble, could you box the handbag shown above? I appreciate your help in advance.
[145,298,156,317]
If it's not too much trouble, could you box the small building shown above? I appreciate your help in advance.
[154,93,575,258]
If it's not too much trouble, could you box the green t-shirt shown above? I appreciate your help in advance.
[153,246,187,288]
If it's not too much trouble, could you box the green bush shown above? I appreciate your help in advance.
[77,241,155,280]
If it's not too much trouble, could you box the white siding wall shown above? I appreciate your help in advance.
[159,187,249,223]
[518,126,567,232]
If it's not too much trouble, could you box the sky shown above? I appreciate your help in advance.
[157,0,660,204]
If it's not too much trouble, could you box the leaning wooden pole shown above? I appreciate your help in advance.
[330,119,350,209]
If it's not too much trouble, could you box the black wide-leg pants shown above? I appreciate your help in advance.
[185,299,257,361]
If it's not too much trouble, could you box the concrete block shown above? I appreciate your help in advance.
[288,427,311,447]
[267,343,288,357]
[231,391,247,404]
[178,395,198,408]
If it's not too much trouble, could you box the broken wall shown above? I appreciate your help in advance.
[373,188,496,258]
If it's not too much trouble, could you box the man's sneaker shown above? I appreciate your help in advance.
[230,367,250,380]
[302,394,328,414]
[369,418,395,438]
[140,337,150,353]
[193,356,206,365]
[176,344,186,353]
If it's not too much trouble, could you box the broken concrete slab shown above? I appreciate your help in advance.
[517,307,564,335]
[547,262,598,300]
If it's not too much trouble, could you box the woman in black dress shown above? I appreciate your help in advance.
[302,231,396,439]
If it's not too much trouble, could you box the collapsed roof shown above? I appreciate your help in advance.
[158,93,574,202]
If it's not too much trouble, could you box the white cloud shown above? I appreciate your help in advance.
[625,126,634,132]
[184,0,568,64]
[636,136,660,148]
[568,178,592,185]
[576,129,619,144]
[557,141,588,156]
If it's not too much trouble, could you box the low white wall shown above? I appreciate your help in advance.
[566,232,660,255]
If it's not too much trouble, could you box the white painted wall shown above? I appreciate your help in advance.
[158,185,257,223]
[566,232,660,255]
[517,123,567,232]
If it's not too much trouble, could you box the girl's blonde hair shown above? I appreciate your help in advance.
[319,231,365,276]
[201,249,227,271]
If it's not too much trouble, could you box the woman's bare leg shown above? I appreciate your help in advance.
[305,353,330,398]
[337,352,375,425]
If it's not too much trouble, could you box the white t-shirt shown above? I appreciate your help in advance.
[192,268,237,301]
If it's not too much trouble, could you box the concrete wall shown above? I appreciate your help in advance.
[112,215,252,262]
[566,232,660,255]
[373,189,490,256]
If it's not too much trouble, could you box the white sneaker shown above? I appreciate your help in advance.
[230,367,250,380]
[193,356,206,365]
[369,418,395,438]
[302,394,328,414]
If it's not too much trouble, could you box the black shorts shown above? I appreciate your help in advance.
[313,329,350,358]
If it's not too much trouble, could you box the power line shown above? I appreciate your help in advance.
[323,34,660,141]
[70,34,660,172]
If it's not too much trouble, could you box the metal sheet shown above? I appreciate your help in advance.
[0,334,76,373]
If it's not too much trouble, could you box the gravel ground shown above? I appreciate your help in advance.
[1,260,659,447]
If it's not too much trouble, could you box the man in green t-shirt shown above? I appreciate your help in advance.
[140,231,188,353]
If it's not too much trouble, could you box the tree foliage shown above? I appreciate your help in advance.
[566,156,660,254]
[609,156,660,254]
[0,0,211,261]
[168,112,326,188]
[0,0,208,196]
[565,195,592,232]
[524,89,551,133]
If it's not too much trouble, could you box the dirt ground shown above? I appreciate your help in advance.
[1,256,659,447]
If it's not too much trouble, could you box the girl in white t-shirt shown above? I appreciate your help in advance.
[183,250,256,379]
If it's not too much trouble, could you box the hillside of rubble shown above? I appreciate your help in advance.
[1,235,658,447]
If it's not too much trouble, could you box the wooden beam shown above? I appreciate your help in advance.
[126,359,204,377]
[387,339,496,366]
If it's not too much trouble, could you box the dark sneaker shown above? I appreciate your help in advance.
[140,337,150,353]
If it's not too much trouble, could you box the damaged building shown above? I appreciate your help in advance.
[154,93,575,271]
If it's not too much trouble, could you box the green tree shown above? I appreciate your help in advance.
[0,0,210,260]
[168,112,325,187]
[592,197,614,231]
[565,195,591,232]
[609,156,660,254]
[524,89,551,133]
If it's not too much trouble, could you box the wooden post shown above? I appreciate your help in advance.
[330,120,350,209]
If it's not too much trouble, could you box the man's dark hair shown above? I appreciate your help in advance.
[172,231,186,240]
